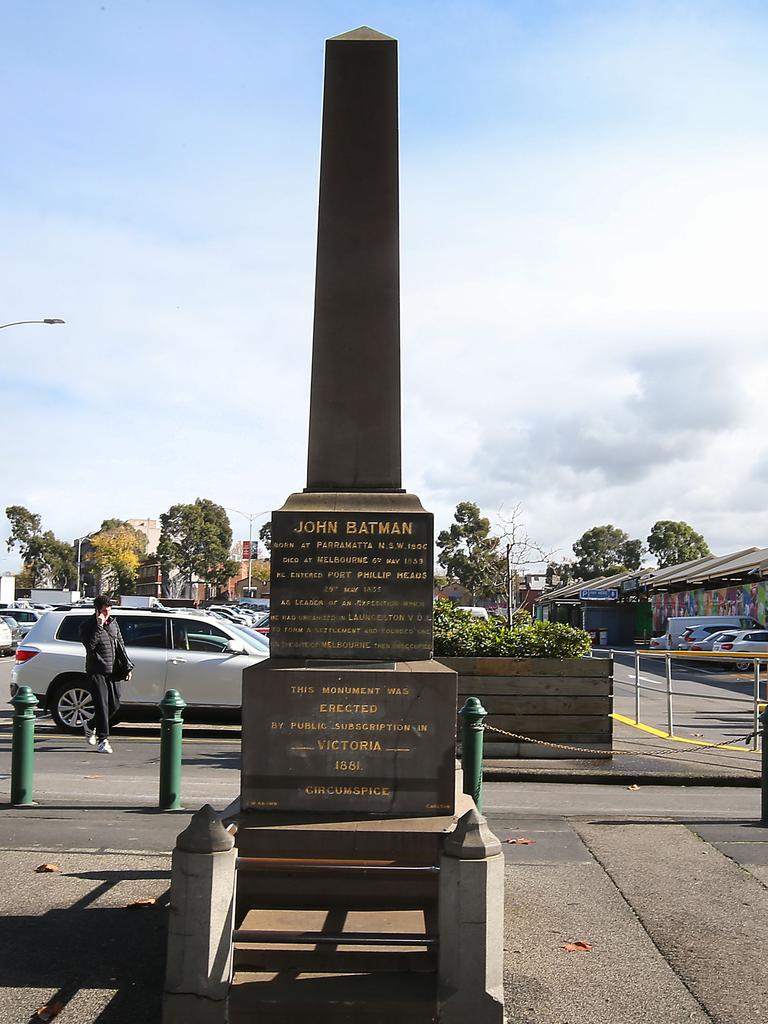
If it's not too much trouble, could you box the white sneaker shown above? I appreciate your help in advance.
[96,740,113,754]
[84,725,97,746]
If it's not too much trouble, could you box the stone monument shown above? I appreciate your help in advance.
[240,25,458,820]
[164,27,504,1024]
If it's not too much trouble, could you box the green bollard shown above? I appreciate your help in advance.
[761,708,768,827]
[159,689,186,811]
[10,686,39,807]
[459,696,488,811]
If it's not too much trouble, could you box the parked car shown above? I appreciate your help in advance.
[253,612,270,635]
[0,607,43,638]
[2,615,23,649]
[649,632,669,650]
[0,618,14,656]
[666,615,761,650]
[678,623,745,651]
[712,629,768,671]
[207,605,253,626]
[687,629,739,653]
[10,608,270,734]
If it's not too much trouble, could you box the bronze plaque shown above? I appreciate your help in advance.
[241,660,457,817]
[269,509,433,660]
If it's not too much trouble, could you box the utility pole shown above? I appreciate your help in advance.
[506,543,513,627]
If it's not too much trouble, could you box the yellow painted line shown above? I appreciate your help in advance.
[636,649,768,659]
[610,712,758,753]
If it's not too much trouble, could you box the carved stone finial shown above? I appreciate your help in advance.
[176,804,234,854]
[443,806,502,860]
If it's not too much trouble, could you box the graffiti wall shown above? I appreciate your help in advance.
[653,583,768,630]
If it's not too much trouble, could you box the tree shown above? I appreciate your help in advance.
[647,520,711,568]
[5,505,76,588]
[436,502,507,602]
[158,499,240,597]
[546,560,578,588]
[495,504,556,616]
[572,525,644,579]
[5,505,42,551]
[85,520,147,594]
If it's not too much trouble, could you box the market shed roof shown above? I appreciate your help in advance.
[540,546,768,602]
[648,547,760,587]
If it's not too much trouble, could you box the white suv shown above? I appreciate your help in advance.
[11,608,269,734]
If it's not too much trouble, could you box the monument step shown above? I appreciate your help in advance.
[233,907,435,974]
[229,969,437,1023]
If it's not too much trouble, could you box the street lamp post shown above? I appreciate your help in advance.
[0,319,65,330]
[224,508,270,599]
[75,535,92,596]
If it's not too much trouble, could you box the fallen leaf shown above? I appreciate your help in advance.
[562,941,593,952]
[627,784,640,791]
[35,864,60,873]
[34,999,66,1020]
[125,897,157,909]
[691,733,704,738]
[504,838,537,845]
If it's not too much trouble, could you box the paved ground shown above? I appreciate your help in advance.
[2,656,767,1022]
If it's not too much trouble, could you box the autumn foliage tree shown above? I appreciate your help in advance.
[86,520,147,594]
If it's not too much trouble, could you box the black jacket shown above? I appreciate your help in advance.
[80,614,123,677]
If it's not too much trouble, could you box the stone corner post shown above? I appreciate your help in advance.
[437,806,506,1024]
[163,804,237,1024]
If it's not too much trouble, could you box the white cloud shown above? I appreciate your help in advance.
[3,3,768,573]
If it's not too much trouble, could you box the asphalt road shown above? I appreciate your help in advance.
[0,646,761,849]
[606,648,763,746]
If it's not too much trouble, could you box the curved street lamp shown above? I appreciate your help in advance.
[0,319,65,329]
[224,507,271,594]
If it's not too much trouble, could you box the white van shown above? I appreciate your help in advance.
[457,606,489,620]
[666,615,761,650]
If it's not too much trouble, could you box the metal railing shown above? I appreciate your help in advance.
[594,648,765,751]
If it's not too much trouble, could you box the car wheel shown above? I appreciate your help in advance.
[50,679,96,734]
[735,659,752,672]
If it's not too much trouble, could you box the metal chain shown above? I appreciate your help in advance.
[483,723,759,760]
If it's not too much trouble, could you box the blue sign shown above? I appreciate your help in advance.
[579,588,619,601]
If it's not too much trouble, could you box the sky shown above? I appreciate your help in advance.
[3,0,768,574]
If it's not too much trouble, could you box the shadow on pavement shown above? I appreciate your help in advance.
[1,871,169,1023]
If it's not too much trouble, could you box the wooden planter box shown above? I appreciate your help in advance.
[437,656,613,759]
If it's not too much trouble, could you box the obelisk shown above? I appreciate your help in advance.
[307,27,401,491]
[241,27,457,818]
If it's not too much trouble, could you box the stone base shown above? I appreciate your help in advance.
[241,658,457,818]
[438,808,506,1024]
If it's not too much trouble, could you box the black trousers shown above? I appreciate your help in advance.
[88,673,121,741]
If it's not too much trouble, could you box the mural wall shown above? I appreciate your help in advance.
[652,583,767,630]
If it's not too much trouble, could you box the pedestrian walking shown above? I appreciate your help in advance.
[79,595,133,754]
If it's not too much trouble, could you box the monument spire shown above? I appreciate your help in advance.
[306,28,401,491]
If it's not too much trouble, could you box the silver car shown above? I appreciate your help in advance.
[0,607,43,638]
[0,618,14,656]
[712,629,768,672]
[11,608,269,733]
[2,615,23,650]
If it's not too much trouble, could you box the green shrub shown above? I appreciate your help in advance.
[433,599,592,658]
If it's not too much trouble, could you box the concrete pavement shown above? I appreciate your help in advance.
[1,795,767,1023]
[2,658,768,1022]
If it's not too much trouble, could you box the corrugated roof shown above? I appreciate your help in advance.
[649,547,759,587]
[542,569,635,602]
[683,546,768,583]
[541,545,768,603]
